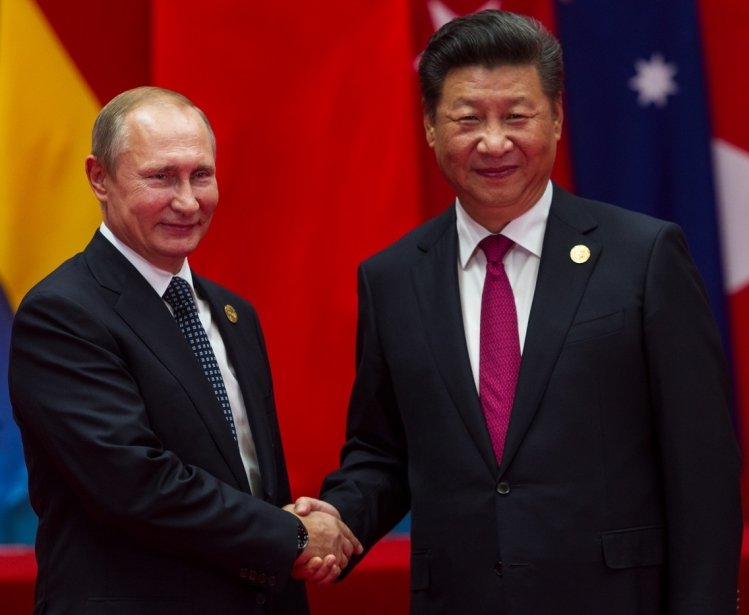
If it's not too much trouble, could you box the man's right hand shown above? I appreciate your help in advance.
[283,500,362,585]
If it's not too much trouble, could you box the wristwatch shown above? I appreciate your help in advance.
[296,521,309,556]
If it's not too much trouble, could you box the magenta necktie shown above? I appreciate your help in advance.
[479,235,520,463]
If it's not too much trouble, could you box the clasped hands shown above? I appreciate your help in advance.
[283,497,363,585]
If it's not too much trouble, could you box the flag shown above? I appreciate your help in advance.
[554,2,749,489]
[699,0,749,481]
[0,0,149,543]
[0,289,33,543]
[151,0,424,500]
[555,1,730,352]
[3,0,746,547]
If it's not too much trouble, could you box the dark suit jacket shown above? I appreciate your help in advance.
[9,231,308,615]
[321,186,742,615]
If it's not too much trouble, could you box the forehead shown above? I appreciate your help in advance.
[121,103,212,153]
[439,63,545,105]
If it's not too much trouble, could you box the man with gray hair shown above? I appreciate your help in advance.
[10,86,360,615]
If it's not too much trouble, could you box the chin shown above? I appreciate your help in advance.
[155,246,195,268]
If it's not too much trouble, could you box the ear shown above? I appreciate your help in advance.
[85,155,109,202]
[423,112,436,148]
[552,99,564,142]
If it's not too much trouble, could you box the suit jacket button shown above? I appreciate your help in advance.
[496,481,510,495]
[494,561,503,576]
[256,593,267,605]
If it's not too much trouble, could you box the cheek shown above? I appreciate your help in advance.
[196,184,219,204]
[517,132,554,157]
[437,137,473,164]
[199,196,219,216]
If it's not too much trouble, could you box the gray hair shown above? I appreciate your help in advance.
[91,86,216,172]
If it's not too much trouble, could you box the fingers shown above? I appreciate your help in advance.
[307,554,341,585]
[340,520,364,555]
[283,499,362,585]
[289,497,361,553]
[294,511,362,583]
[293,496,341,519]
[291,556,341,585]
[292,497,312,516]
[291,555,323,580]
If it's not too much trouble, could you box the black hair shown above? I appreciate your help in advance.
[418,10,563,118]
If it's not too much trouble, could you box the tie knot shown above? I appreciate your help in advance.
[479,234,514,263]
[163,277,195,312]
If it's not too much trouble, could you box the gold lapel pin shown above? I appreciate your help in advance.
[569,244,591,264]
[224,304,238,323]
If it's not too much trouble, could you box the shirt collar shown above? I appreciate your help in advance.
[456,180,553,269]
[99,222,195,299]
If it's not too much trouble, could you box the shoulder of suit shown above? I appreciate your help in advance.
[30,229,110,296]
[362,206,455,269]
[551,186,674,237]
[18,250,93,308]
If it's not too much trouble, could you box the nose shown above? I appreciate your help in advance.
[476,123,514,156]
[171,179,199,212]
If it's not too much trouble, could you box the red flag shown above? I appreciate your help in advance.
[152,1,424,495]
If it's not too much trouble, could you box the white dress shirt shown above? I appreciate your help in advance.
[456,181,553,391]
[99,223,263,495]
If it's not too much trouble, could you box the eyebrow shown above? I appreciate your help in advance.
[142,163,215,174]
[451,95,532,107]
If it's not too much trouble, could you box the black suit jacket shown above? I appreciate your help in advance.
[9,231,308,615]
[322,186,742,615]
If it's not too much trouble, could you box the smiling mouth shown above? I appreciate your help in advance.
[161,222,198,233]
[475,166,516,179]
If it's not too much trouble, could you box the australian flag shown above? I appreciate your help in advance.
[555,0,729,348]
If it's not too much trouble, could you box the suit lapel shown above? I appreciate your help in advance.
[84,233,252,492]
[499,188,601,475]
[411,208,499,474]
[195,278,279,502]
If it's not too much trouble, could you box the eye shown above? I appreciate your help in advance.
[458,115,480,123]
[192,169,214,180]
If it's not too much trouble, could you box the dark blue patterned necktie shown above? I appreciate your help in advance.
[163,276,237,441]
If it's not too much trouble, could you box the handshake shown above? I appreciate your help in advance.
[284,497,363,585]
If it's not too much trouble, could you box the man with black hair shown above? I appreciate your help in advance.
[294,9,741,615]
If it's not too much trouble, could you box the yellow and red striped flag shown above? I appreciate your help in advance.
[0,0,149,543]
